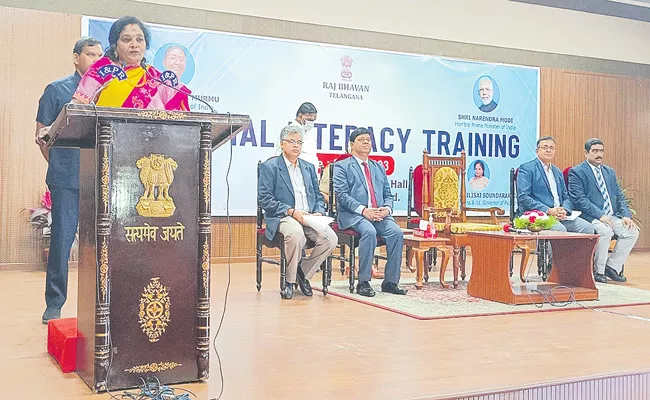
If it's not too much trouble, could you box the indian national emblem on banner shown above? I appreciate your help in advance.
[136,154,178,217]
[341,55,353,81]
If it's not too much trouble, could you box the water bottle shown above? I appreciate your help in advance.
[429,215,437,238]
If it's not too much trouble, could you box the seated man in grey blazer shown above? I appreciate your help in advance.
[517,136,593,234]
[259,125,338,299]
[568,138,639,283]
[333,128,407,297]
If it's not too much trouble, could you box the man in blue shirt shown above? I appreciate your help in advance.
[36,37,102,324]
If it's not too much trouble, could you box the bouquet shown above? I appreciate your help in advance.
[23,191,52,238]
[510,210,557,232]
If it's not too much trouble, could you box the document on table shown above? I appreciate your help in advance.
[564,211,582,221]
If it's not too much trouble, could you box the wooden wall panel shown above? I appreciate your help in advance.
[542,68,650,247]
[0,7,81,264]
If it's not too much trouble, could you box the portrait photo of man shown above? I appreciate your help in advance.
[476,76,499,113]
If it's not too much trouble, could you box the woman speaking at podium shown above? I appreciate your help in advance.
[72,16,190,111]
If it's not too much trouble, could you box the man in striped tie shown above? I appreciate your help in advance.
[568,138,639,283]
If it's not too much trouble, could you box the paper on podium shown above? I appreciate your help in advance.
[564,211,582,221]
[303,215,334,233]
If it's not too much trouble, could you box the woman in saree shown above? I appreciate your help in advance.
[73,16,190,111]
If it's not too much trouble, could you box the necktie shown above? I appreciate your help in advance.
[595,167,613,215]
[362,162,378,208]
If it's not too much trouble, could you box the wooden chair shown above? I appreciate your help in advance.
[420,150,505,287]
[405,165,437,281]
[255,160,330,297]
[327,156,387,293]
[509,167,551,282]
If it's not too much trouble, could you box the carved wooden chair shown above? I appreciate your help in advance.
[420,150,504,287]
[255,160,330,298]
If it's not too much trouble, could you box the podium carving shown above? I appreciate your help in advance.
[48,104,249,391]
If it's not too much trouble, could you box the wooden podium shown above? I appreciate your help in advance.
[48,104,250,392]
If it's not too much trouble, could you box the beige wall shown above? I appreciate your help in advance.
[0,7,81,265]
[131,0,650,65]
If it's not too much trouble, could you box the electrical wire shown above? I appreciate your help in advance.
[519,236,650,323]
[210,116,235,400]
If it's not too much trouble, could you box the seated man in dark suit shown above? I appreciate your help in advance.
[517,136,593,234]
[259,125,338,299]
[333,128,407,297]
[568,138,639,283]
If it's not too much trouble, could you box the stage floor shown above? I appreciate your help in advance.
[2,253,650,399]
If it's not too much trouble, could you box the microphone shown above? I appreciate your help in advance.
[90,77,116,106]
[140,61,217,114]
[502,223,534,235]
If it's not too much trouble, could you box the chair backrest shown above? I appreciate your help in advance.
[562,166,571,189]
[257,160,263,229]
[327,153,354,218]
[509,167,519,223]
[407,165,424,218]
[422,150,466,222]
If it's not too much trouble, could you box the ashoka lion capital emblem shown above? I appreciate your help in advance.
[136,154,178,217]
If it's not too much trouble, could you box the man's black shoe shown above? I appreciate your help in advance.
[381,281,408,295]
[356,281,375,297]
[605,266,627,282]
[42,307,61,324]
[296,268,313,296]
[594,273,607,284]
[281,282,294,299]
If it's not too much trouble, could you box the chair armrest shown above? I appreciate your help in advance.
[464,207,505,224]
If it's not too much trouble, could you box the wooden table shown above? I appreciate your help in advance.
[403,235,451,289]
[467,231,599,305]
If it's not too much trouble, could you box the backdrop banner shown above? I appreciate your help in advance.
[85,17,540,216]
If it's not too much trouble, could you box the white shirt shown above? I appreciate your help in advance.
[283,155,309,212]
[352,156,392,215]
[289,120,319,172]
[538,158,560,208]
[588,162,613,215]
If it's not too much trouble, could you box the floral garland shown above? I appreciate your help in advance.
[510,210,557,231]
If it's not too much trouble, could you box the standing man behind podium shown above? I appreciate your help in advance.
[35,37,103,324]
[568,138,639,283]
[333,128,407,297]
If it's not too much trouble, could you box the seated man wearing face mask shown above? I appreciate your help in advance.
[288,102,319,172]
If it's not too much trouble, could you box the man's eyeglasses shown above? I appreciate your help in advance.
[283,139,304,146]
[354,138,372,144]
[538,145,556,151]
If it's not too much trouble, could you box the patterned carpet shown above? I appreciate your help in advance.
[313,277,650,320]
